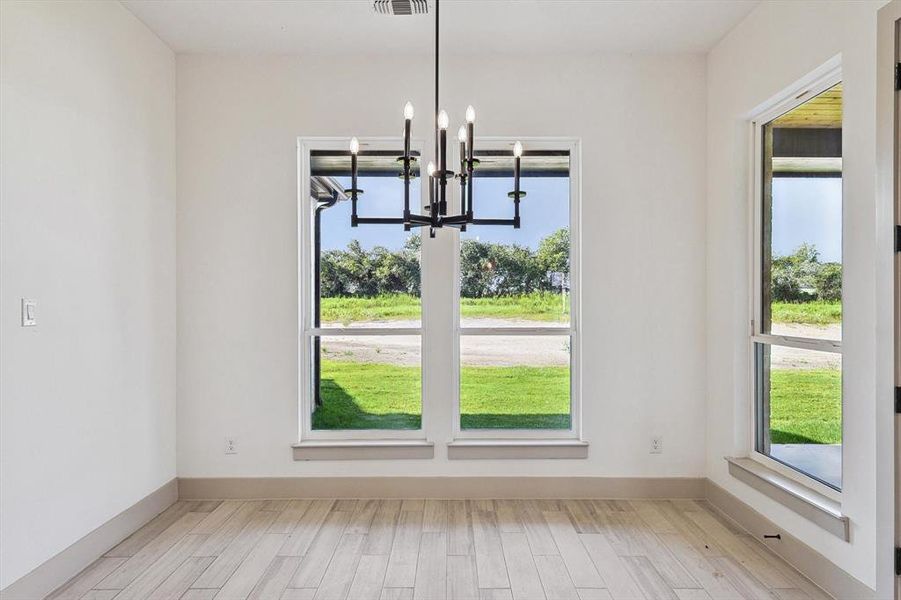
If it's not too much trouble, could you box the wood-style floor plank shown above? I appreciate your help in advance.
[383,508,424,587]
[109,534,209,600]
[380,588,414,600]
[269,499,313,534]
[194,509,278,588]
[314,533,366,600]
[192,500,244,535]
[494,500,523,534]
[291,509,353,588]
[216,532,288,599]
[499,532,544,600]
[578,534,644,600]
[364,500,402,555]
[447,500,474,556]
[422,500,448,533]
[146,555,213,600]
[104,502,197,558]
[96,512,206,589]
[348,499,381,534]
[44,496,827,600]
[542,511,603,588]
[413,532,447,600]
[446,555,479,600]
[471,510,509,589]
[518,501,558,556]
[248,555,303,600]
[280,499,336,557]
[621,556,678,600]
[195,501,265,557]
[656,532,742,600]
[577,590,614,600]
[347,554,390,600]
[707,556,773,600]
[181,590,218,600]
[46,557,126,600]
[533,554,579,600]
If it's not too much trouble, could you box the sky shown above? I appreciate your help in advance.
[320,175,570,251]
[771,177,842,263]
[319,174,841,264]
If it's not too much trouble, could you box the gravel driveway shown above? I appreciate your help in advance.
[320,320,840,370]
[320,318,570,367]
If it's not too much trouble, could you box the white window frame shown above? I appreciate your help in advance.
[451,137,582,441]
[747,64,843,499]
[297,137,429,441]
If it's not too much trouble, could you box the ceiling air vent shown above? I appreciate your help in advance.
[373,0,429,15]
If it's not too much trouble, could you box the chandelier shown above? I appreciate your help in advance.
[348,0,524,238]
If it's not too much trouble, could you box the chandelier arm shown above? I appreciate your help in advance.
[434,0,439,188]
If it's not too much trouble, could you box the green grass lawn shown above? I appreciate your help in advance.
[314,359,841,443]
[769,368,841,444]
[321,294,839,326]
[313,359,569,430]
[770,301,841,325]
[320,292,569,324]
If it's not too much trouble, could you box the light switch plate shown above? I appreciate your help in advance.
[21,299,36,327]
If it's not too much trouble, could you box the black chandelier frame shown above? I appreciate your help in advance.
[347,0,524,238]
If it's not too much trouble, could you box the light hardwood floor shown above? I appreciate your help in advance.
[48,498,830,600]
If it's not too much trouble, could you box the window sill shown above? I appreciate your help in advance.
[447,439,588,460]
[725,456,848,541]
[293,440,434,461]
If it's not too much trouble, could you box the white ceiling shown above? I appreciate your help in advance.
[122,0,759,56]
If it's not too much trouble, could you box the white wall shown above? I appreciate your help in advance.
[0,1,176,589]
[176,53,708,479]
[705,0,890,590]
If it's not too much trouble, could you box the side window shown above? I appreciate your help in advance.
[754,83,843,490]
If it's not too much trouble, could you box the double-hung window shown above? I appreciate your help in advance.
[299,137,581,451]
[455,140,580,439]
[751,74,842,492]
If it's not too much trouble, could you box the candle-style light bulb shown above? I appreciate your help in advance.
[427,161,436,177]
[457,125,467,143]
[404,101,414,120]
[349,137,360,155]
[513,141,523,158]
[465,105,476,123]
[437,110,449,130]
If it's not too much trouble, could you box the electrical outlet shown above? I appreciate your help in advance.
[650,436,663,454]
[225,437,238,455]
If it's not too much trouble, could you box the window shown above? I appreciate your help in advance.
[752,78,842,491]
[300,142,424,438]
[299,138,581,448]
[455,141,579,438]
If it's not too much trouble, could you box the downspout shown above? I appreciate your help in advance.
[313,190,339,407]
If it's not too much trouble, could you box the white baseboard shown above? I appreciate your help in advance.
[0,478,178,600]
[177,476,706,499]
[705,480,875,600]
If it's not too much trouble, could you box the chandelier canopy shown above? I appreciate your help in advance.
[348,0,525,238]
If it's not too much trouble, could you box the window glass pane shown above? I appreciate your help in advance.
[460,152,570,327]
[312,335,421,430]
[755,343,841,489]
[460,335,570,430]
[312,151,421,328]
[761,84,842,341]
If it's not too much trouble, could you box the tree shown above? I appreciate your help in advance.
[536,228,570,276]
[814,262,841,301]
[770,243,841,303]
